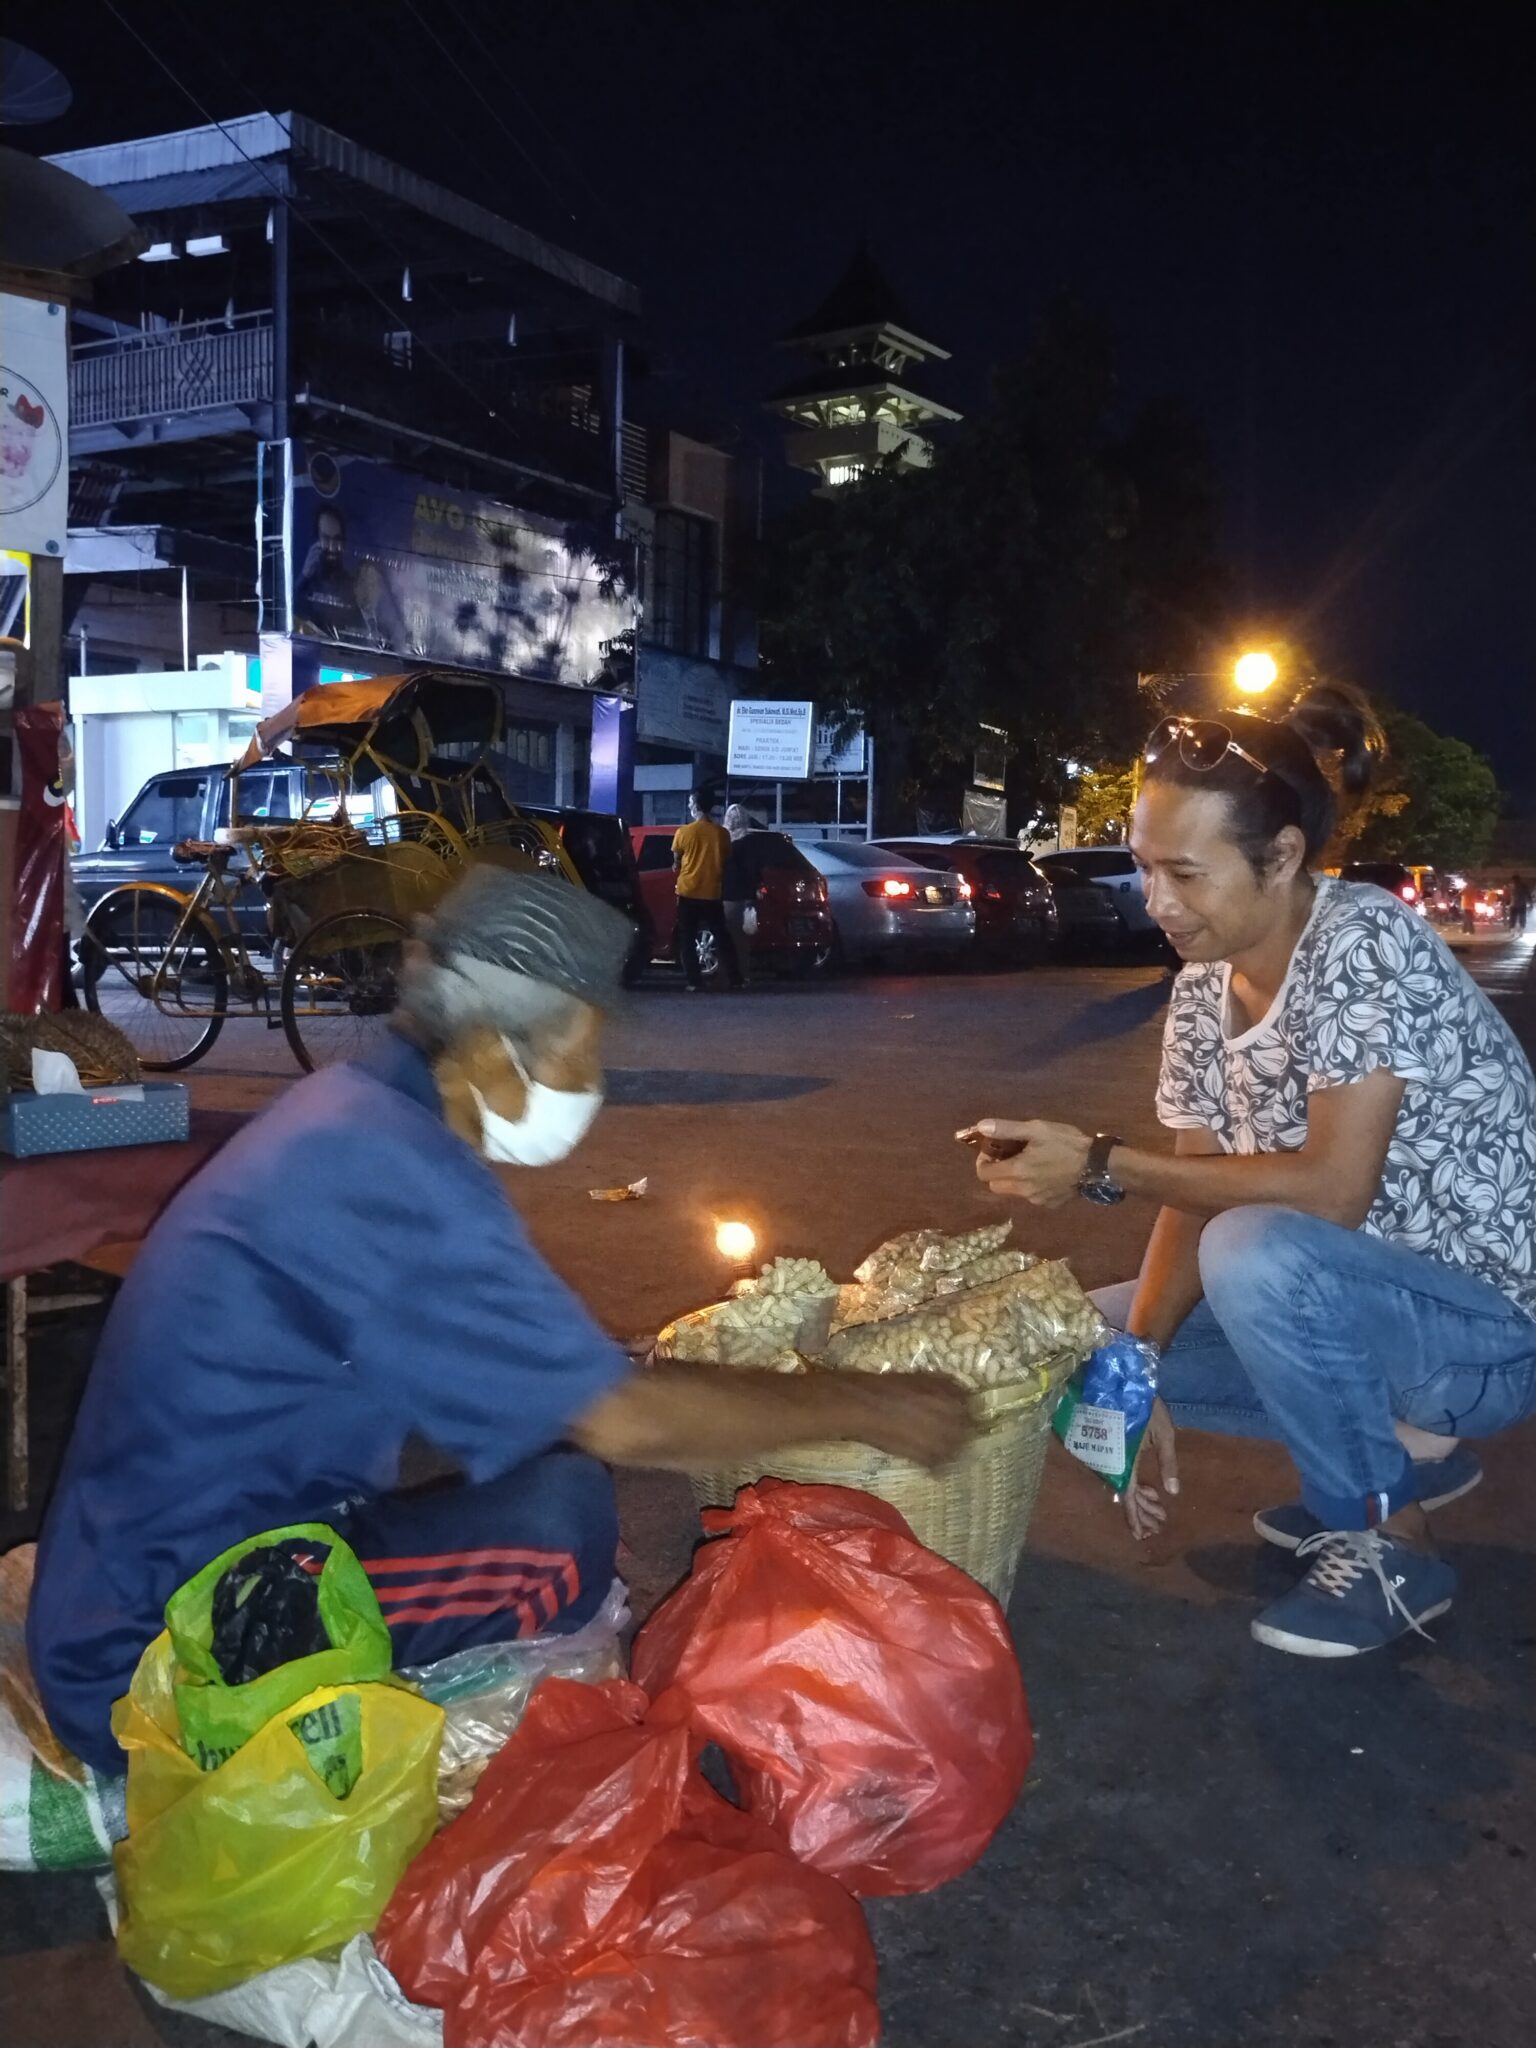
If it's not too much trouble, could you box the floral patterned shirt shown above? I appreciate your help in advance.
[1156,878,1536,1318]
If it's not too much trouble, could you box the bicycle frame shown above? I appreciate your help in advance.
[134,862,273,1018]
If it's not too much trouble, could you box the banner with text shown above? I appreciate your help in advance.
[290,445,636,689]
[727,699,814,779]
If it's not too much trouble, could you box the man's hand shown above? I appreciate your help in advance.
[966,1118,1093,1209]
[575,1362,978,1473]
[1123,1397,1179,1540]
[839,1371,978,1468]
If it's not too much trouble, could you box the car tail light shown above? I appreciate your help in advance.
[982,884,1004,901]
[757,884,771,903]
[956,878,974,900]
[863,877,914,899]
[1399,882,1418,903]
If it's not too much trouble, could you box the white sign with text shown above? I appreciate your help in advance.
[728,699,815,780]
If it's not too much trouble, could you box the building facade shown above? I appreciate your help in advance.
[47,111,760,841]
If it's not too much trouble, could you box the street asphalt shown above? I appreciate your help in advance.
[2,930,1532,2047]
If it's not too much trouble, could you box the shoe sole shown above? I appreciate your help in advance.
[1251,1597,1453,1657]
[1253,1465,1483,1553]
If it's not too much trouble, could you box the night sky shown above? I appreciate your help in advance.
[33,1,1536,781]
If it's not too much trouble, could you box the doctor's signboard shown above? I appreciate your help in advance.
[0,295,68,559]
[727,700,815,780]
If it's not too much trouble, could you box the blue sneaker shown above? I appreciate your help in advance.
[1253,1444,1482,1552]
[1250,1530,1455,1658]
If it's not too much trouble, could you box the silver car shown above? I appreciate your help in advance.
[801,839,976,967]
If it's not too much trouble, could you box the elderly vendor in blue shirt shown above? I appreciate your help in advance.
[31,867,972,1774]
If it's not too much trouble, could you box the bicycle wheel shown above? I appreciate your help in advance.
[281,910,409,1073]
[82,885,228,1071]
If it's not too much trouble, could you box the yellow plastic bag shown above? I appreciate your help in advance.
[111,1631,442,1999]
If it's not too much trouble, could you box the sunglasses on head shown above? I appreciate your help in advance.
[1143,715,1273,780]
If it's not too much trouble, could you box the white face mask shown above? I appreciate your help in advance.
[470,1039,603,1167]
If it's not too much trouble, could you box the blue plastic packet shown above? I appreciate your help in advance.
[1052,1333,1161,1493]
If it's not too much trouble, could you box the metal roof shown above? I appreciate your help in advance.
[47,111,638,317]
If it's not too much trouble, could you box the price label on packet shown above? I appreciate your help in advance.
[1051,1332,1160,1495]
[1060,1400,1126,1476]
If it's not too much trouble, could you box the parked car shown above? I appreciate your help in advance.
[629,825,835,977]
[1335,862,1433,915]
[1042,868,1124,953]
[523,804,651,983]
[1034,845,1156,936]
[73,761,308,944]
[798,839,975,967]
[872,837,1058,962]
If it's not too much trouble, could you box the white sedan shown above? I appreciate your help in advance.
[1034,845,1157,935]
[801,839,976,967]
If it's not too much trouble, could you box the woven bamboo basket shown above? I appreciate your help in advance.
[685,1365,1066,1610]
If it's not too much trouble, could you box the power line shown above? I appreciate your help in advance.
[98,0,595,475]
[439,0,619,232]
[398,0,581,227]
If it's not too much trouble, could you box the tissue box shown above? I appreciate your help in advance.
[0,1081,191,1158]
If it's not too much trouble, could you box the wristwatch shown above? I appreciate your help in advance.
[1078,1132,1126,1206]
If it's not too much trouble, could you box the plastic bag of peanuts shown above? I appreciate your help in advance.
[836,1223,1036,1330]
[655,1292,814,1372]
[823,1260,1106,1393]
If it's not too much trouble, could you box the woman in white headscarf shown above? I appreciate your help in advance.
[721,804,757,987]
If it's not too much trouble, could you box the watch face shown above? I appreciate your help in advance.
[1081,1178,1125,1207]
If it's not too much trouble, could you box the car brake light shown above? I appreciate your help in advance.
[863,877,914,899]
[956,879,973,899]
[757,884,770,902]
[982,885,1004,901]
[1400,883,1418,903]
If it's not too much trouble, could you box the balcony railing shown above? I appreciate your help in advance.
[70,312,275,429]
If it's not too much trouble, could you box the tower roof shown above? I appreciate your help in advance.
[782,245,936,348]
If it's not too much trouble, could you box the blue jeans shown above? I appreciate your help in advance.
[1092,1207,1536,1529]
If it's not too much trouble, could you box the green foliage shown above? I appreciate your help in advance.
[757,298,1226,827]
[1071,762,1140,844]
[1347,706,1500,869]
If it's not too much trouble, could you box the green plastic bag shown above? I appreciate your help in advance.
[165,1524,391,1771]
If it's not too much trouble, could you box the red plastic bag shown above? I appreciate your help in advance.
[376,1677,879,2048]
[631,1481,1031,1897]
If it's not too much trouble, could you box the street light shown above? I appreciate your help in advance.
[1233,650,1279,696]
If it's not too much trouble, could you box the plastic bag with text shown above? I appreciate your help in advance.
[1052,1333,1161,1493]
[164,1523,392,1773]
[376,1676,880,2048]
[631,1480,1032,1896]
[112,1631,441,1999]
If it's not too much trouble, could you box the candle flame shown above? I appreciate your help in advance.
[715,1220,757,1262]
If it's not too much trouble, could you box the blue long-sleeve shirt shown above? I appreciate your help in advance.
[28,1036,629,1774]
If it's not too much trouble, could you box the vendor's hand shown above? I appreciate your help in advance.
[968,1119,1092,1209]
[845,1372,978,1469]
[1123,1398,1179,1540]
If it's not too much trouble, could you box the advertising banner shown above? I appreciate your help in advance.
[9,702,68,1012]
[290,445,636,690]
[0,295,69,561]
[636,650,731,753]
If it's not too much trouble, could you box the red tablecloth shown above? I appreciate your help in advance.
[0,1109,248,1281]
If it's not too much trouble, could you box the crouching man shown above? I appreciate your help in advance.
[30,867,972,1773]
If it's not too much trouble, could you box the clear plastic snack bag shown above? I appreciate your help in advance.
[1052,1333,1161,1492]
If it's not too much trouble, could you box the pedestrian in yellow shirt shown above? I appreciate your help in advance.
[671,792,741,990]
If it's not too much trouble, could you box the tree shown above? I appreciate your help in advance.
[1344,706,1500,869]
[1070,762,1139,844]
[757,299,1227,830]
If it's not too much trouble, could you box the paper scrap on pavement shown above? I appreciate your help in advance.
[589,1178,649,1202]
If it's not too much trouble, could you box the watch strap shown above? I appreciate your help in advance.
[1086,1132,1123,1179]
